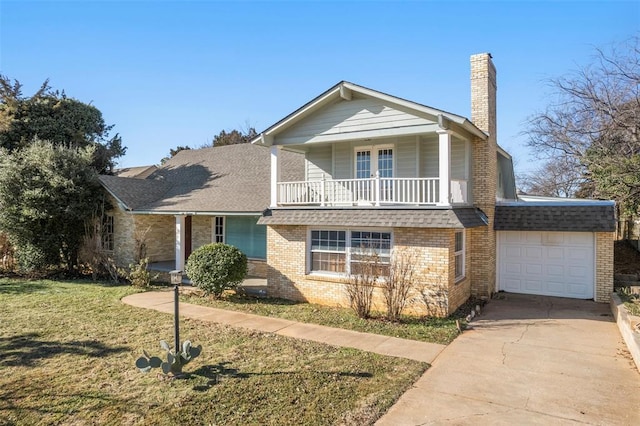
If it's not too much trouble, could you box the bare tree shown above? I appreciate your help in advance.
[524,36,640,211]
[518,156,585,197]
[345,255,379,319]
[381,252,415,322]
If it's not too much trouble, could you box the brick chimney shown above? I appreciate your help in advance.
[469,53,498,300]
[470,53,497,140]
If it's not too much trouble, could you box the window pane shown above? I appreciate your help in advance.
[351,231,391,256]
[455,254,463,278]
[101,215,114,251]
[455,231,463,252]
[310,230,346,257]
[312,252,345,273]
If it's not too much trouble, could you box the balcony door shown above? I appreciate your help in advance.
[354,146,393,202]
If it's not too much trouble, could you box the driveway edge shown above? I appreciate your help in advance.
[610,292,640,372]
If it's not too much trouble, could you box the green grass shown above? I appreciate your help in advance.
[0,278,426,425]
[180,289,461,345]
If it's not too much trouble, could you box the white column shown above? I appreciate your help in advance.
[437,130,451,206]
[270,146,279,208]
[175,215,186,271]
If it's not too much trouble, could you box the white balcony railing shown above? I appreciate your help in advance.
[277,176,468,206]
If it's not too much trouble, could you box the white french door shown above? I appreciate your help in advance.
[354,146,393,202]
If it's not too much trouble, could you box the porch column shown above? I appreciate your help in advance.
[270,146,279,208]
[437,129,451,206]
[175,215,186,271]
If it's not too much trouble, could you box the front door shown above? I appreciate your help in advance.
[184,216,192,263]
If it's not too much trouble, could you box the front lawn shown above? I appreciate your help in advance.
[180,290,461,345]
[0,278,426,425]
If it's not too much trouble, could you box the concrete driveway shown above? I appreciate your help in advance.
[377,293,640,425]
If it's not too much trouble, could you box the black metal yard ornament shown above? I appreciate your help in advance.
[135,277,202,378]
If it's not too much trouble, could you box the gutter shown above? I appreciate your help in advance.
[126,210,263,216]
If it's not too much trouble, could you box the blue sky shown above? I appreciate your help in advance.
[1,1,638,175]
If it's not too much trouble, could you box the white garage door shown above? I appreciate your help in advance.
[498,231,594,299]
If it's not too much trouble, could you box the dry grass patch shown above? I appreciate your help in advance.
[0,278,426,425]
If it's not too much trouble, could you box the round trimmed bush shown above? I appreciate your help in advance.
[186,243,247,297]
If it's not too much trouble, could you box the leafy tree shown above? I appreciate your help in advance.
[0,75,125,173]
[524,36,639,213]
[211,127,257,147]
[0,140,102,272]
[160,145,191,164]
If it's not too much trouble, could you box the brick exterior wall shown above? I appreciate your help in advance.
[109,200,136,267]
[595,232,614,303]
[266,225,470,317]
[133,215,175,262]
[109,208,269,279]
[108,199,175,267]
[470,53,498,298]
[192,216,212,252]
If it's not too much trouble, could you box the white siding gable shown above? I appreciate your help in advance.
[276,96,437,145]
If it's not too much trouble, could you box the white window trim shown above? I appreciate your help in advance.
[212,216,225,243]
[454,230,465,282]
[307,227,393,277]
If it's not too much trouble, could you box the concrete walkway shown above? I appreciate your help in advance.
[376,293,640,425]
[122,290,445,364]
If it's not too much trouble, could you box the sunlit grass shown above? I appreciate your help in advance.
[0,278,426,425]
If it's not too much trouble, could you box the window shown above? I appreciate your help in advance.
[350,231,391,275]
[309,229,391,275]
[311,230,346,273]
[225,216,267,259]
[454,230,465,281]
[213,216,225,243]
[101,214,114,251]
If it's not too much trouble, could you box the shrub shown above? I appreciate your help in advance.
[345,254,379,319]
[128,257,152,288]
[186,243,247,298]
[15,243,51,274]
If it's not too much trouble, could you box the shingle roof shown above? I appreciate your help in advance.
[494,205,616,232]
[113,165,157,179]
[99,144,304,213]
[99,175,172,210]
[258,207,489,229]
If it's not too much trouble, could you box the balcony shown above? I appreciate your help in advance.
[277,176,467,206]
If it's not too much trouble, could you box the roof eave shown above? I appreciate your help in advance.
[251,81,489,145]
[98,178,132,211]
[125,210,263,216]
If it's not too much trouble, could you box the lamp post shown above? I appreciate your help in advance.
[169,270,183,354]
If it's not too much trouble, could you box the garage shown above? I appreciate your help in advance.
[494,199,616,301]
[498,231,594,299]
